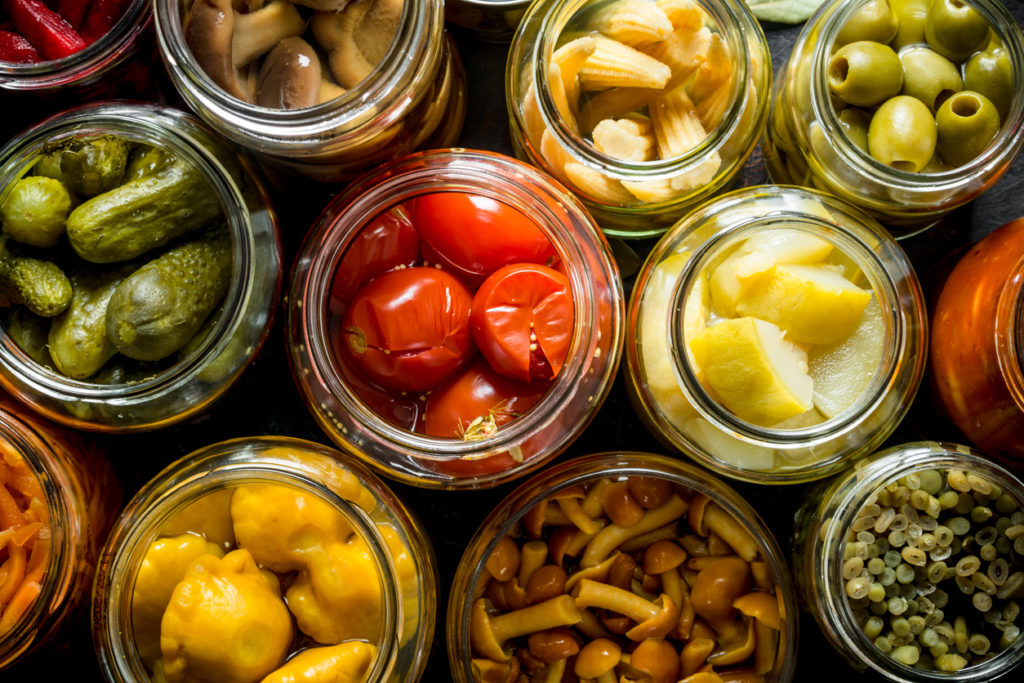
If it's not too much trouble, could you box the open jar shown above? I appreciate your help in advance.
[447,451,798,682]
[506,0,771,238]
[92,436,436,683]
[792,442,1024,681]
[931,217,1024,471]
[764,0,1024,237]
[153,0,466,182]
[446,0,529,41]
[0,101,281,431]
[287,149,623,489]
[0,397,120,671]
[625,185,927,484]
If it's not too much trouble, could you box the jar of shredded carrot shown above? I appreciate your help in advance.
[0,398,120,670]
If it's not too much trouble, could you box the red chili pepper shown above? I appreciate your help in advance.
[0,29,42,63]
[2,0,86,60]
[78,0,130,44]
[56,0,91,30]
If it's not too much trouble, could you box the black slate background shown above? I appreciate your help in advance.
[4,2,1024,680]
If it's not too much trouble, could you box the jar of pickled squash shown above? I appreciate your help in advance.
[0,398,120,671]
[153,0,466,182]
[765,0,1024,237]
[793,441,1024,681]
[287,149,623,489]
[447,451,799,682]
[625,185,927,484]
[507,0,771,238]
[0,101,281,431]
[931,217,1024,471]
[92,436,436,683]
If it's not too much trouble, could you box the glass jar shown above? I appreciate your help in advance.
[153,0,467,182]
[506,0,771,238]
[446,0,529,42]
[625,185,927,484]
[931,217,1024,470]
[288,148,623,489]
[0,397,120,671]
[0,101,282,432]
[764,0,1024,238]
[447,451,799,682]
[92,436,436,683]
[792,441,1024,681]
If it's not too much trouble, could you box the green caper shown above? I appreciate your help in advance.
[964,46,1013,120]
[925,0,992,63]
[935,91,1001,166]
[0,176,72,248]
[868,95,937,172]
[838,107,871,152]
[890,0,930,49]
[836,0,899,46]
[899,46,963,112]
[829,41,904,108]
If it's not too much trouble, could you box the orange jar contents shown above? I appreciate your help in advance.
[931,218,1024,469]
[0,398,120,670]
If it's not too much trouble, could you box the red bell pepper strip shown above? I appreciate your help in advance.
[78,0,130,44]
[56,0,91,30]
[2,0,86,60]
[0,29,42,63]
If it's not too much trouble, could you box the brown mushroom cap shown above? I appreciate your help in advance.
[575,637,622,678]
[255,37,323,110]
[643,539,688,574]
[185,0,253,101]
[631,638,681,683]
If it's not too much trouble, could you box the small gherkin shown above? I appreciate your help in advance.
[0,238,72,317]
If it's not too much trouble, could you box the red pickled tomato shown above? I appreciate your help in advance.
[470,263,574,384]
[408,192,558,282]
[329,207,419,316]
[424,361,545,439]
[340,267,475,392]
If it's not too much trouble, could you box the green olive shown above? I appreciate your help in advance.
[965,46,1013,120]
[925,0,992,63]
[829,41,903,108]
[836,0,899,46]
[899,46,963,112]
[935,90,1001,166]
[868,95,937,172]
[837,107,871,152]
[890,0,930,50]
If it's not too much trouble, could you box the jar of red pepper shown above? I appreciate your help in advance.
[931,218,1024,471]
[287,149,624,489]
[0,396,120,671]
[0,0,157,103]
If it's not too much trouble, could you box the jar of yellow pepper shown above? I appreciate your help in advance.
[92,436,436,683]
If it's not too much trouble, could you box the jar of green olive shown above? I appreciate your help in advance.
[0,101,281,431]
[765,0,1024,237]
[793,442,1024,681]
[447,452,798,682]
[92,436,436,683]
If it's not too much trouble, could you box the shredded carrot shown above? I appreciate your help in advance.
[0,485,25,528]
[0,444,50,633]
[0,580,41,635]
[0,543,26,605]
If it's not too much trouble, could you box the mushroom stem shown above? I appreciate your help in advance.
[232,0,305,67]
[518,540,548,587]
[536,658,566,683]
[490,594,582,644]
[582,477,612,518]
[704,503,758,562]
[754,619,778,674]
[558,496,602,534]
[680,637,716,678]
[572,578,659,622]
[581,494,690,567]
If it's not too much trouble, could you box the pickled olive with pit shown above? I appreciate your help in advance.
[828,41,903,108]
[934,90,1001,166]
[867,95,937,173]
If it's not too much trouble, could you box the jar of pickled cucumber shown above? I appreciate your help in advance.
[447,451,799,682]
[0,101,281,431]
[92,436,436,683]
[793,442,1024,681]
[153,0,466,182]
[765,0,1024,237]
[506,0,771,238]
[625,185,927,484]
[0,398,120,671]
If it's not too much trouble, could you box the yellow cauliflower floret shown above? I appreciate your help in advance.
[132,534,225,666]
[286,536,383,645]
[160,549,293,683]
[161,489,236,550]
[231,484,354,572]
[260,642,377,683]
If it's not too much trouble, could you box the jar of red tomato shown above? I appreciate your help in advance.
[0,0,157,104]
[287,149,623,489]
[0,397,120,671]
[931,217,1024,470]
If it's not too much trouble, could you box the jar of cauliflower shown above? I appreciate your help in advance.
[625,185,927,484]
[506,0,771,237]
[91,436,436,683]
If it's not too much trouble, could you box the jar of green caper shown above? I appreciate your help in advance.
[793,442,1024,681]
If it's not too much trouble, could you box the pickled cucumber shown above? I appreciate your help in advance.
[49,268,134,379]
[66,155,223,263]
[0,176,72,248]
[124,145,178,181]
[32,152,65,183]
[6,308,53,367]
[0,240,72,317]
[57,135,131,197]
[106,231,232,361]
